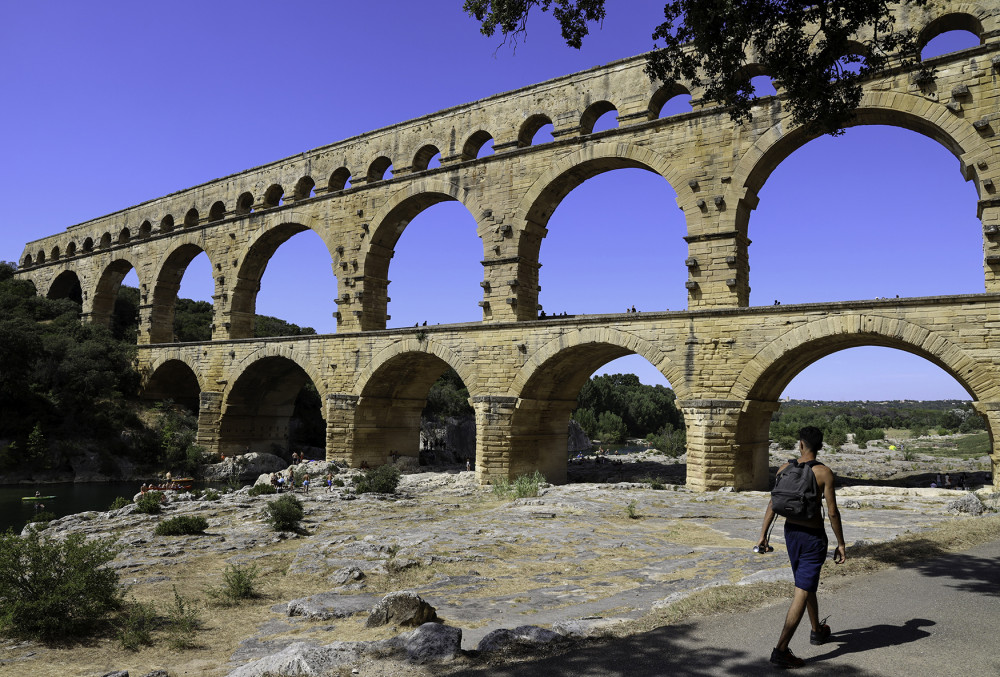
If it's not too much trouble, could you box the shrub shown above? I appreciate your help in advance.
[109,496,132,510]
[203,489,221,501]
[166,587,202,649]
[248,483,277,496]
[117,598,157,651]
[26,510,56,525]
[265,494,304,531]
[354,464,402,494]
[0,530,122,640]
[492,471,546,499]
[625,500,640,519]
[135,491,164,514]
[208,563,261,606]
[154,515,208,536]
[333,478,345,487]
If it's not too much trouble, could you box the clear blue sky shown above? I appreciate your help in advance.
[0,1,982,401]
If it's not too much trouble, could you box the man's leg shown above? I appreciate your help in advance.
[776,586,809,651]
[805,590,819,631]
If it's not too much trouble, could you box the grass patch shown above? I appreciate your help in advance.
[117,598,157,651]
[166,587,203,649]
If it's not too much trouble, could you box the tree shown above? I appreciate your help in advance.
[464,0,928,135]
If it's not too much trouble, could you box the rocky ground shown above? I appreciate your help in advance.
[0,444,995,677]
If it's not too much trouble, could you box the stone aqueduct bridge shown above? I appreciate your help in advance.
[15,1,1000,490]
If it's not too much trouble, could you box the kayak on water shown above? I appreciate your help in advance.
[21,496,56,501]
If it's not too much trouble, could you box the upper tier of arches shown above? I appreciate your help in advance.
[19,3,994,271]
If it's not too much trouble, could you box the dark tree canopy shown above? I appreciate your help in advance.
[464,0,929,135]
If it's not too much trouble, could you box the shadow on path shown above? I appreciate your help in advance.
[811,619,935,663]
[905,550,1000,597]
[444,622,886,677]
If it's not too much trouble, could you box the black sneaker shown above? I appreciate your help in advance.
[810,623,832,645]
[770,647,805,668]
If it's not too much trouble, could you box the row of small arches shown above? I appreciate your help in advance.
[21,92,694,269]
[20,13,988,269]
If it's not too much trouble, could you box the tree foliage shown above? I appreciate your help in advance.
[423,368,474,420]
[464,0,929,134]
[575,373,684,439]
[0,530,122,640]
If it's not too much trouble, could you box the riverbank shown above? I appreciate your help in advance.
[2,450,996,676]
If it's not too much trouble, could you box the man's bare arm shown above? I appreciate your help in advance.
[817,465,847,563]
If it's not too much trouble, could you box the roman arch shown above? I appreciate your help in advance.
[16,1,1000,490]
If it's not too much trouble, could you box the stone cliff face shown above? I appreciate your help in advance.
[567,420,592,454]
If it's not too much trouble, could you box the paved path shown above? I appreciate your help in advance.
[446,538,1000,676]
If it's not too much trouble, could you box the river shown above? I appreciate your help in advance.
[0,481,228,534]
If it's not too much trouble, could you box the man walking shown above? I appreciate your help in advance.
[757,426,847,668]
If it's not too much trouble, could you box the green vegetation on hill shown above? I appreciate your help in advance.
[770,400,987,449]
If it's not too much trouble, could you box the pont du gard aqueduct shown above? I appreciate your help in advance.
[15,1,1000,491]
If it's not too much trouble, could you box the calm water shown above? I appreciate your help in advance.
[0,481,226,534]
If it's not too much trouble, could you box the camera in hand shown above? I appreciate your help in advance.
[753,544,774,553]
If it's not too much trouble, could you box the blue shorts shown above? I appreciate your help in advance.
[784,522,828,592]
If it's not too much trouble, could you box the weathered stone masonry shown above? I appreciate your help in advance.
[16,1,1000,490]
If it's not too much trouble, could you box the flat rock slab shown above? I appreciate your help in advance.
[285,592,381,620]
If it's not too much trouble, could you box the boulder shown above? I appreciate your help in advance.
[286,593,378,620]
[391,622,462,663]
[227,641,365,677]
[477,625,565,653]
[365,591,438,628]
[203,452,287,482]
[947,493,985,516]
[330,567,366,585]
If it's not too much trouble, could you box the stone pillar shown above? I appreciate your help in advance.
[971,401,1000,491]
[507,397,575,484]
[478,212,539,322]
[735,400,782,491]
[679,399,744,491]
[980,198,1000,293]
[325,394,358,465]
[137,303,154,345]
[473,395,518,484]
[196,391,224,457]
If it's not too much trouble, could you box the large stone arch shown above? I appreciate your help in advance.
[731,91,995,201]
[147,239,220,344]
[230,343,329,400]
[509,143,686,320]
[140,356,204,413]
[90,256,142,329]
[229,209,339,339]
[506,327,685,484]
[726,90,999,302]
[727,313,1000,491]
[356,180,484,331]
[218,348,328,457]
[509,327,686,401]
[733,313,999,403]
[352,337,476,398]
[350,337,477,468]
[47,269,83,305]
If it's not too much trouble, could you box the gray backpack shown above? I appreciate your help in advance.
[771,459,823,521]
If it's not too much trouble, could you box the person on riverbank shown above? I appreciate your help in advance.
[303,474,310,493]
[757,426,847,668]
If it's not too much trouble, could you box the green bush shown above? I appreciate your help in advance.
[248,483,277,496]
[333,478,345,487]
[492,471,546,499]
[154,515,208,536]
[208,563,261,606]
[0,530,122,640]
[135,491,164,514]
[203,489,221,501]
[166,587,202,649]
[26,510,56,525]
[117,598,157,651]
[354,464,402,494]
[109,496,132,510]
[265,494,304,531]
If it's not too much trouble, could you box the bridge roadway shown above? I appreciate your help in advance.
[138,293,1000,491]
